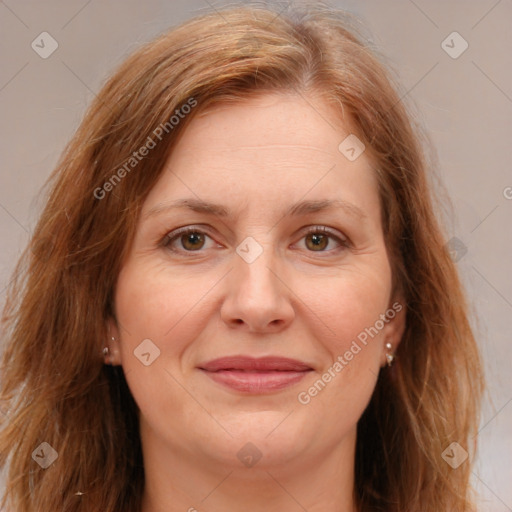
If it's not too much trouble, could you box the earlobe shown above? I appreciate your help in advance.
[381,298,407,367]
[103,319,123,366]
[103,336,122,366]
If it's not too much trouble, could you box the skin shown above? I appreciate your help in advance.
[107,92,406,512]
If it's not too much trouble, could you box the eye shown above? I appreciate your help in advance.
[161,225,349,255]
[162,226,217,252]
[296,226,348,253]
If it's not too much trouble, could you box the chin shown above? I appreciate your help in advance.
[195,411,313,469]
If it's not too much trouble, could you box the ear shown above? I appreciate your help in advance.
[104,317,123,366]
[380,296,406,367]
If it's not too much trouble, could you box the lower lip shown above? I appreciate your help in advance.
[201,369,311,393]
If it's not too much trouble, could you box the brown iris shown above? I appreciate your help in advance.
[181,232,205,250]
[305,233,329,251]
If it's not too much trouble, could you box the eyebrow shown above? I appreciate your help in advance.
[144,198,367,221]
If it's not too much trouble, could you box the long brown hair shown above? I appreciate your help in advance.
[0,3,484,511]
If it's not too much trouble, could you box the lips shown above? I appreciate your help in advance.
[199,356,312,372]
[198,356,313,393]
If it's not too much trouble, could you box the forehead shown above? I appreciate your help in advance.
[183,92,352,154]
[143,92,379,219]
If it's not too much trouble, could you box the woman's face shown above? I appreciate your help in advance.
[111,92,404,476]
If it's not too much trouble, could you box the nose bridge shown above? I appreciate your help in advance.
[220,234,294,332]
[234,236,280,300]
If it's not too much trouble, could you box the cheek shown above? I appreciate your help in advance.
[295,261,392,355]
[114,262,218,357]
[113,264,218,428]
[293,271,389,435]
[291,259,392,429]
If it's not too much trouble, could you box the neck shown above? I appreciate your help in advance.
[139,422,358,512]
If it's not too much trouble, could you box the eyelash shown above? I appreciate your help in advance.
[160,225,350,256]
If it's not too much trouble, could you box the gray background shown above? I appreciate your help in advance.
[0,1,511,510]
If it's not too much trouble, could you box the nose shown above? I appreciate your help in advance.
[220,244,295,333]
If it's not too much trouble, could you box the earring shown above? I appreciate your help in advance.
[385,342,395,366]
[102,337,115,359]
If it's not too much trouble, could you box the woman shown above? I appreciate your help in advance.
[0,3,484,511]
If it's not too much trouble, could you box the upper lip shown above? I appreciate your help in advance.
[198,356,313,372]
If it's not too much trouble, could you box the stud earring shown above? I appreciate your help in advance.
[102,337,115,359]
[385,342,395,367]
